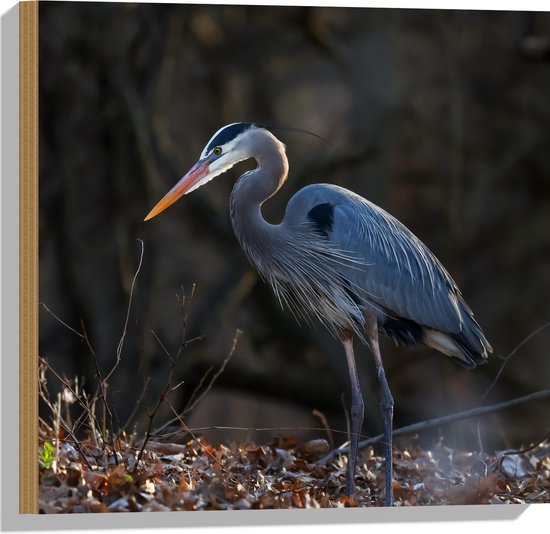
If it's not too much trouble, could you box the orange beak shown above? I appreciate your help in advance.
[144,159,210,221]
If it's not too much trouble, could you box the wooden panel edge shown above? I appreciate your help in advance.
[19,0,39,515]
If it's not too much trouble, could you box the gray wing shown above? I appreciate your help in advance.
[285,183,466,334]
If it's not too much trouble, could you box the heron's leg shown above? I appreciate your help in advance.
[364,310,394,507]
[340,331,364,496]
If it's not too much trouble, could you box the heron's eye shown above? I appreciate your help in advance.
[213,147,222,155]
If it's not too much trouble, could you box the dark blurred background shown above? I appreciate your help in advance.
[39,2,550,451]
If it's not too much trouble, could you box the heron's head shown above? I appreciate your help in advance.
[144,122,268,221]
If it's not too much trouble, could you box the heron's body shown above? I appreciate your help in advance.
[228,130,489,368]
[145,122,492,506]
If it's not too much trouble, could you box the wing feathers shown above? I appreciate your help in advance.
[275,183,491,365]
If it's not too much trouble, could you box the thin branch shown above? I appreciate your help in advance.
[183,366,213,412]
[58,424,95,471]
[121,375,152,433]
[79,320,97,357]
[482,321,550,399]
[133,380,171,470]
[150,330,175,363]
[153,330,240,437]
[40,303,85,339]
[319,388,550,465]
[151,425,352,440]
[341,392,350,449]
[312,409,334,450]
[80,320,117,458]
[499,428,550,459]
[132,285,194,470]
[104,239,145,384]
[183,329,241,415]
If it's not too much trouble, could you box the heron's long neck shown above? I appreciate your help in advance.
[229,134,289,256]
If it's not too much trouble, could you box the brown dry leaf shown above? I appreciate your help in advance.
[272,436,296,450]
[106,463,133,493]
[179,473,191,491]
[83,470,108,493]
[253,491,277,509]
[62,462,82,487]
[245,445,266,463]
[144,442,188,455]
[392,480,417,505]
[149,460,165,479]
[445,473,499,505]
[290,458,310,471]
[86,498,109,512]
[297,439,330,460]
[203,476,227,503]
[338,495,357,507]
[291,491,304,508]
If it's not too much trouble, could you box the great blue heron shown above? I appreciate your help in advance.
[145,122,492,506]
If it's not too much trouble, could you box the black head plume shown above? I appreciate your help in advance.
[205,122,253,153]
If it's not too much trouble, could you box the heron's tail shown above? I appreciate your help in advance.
[424,300,492,370]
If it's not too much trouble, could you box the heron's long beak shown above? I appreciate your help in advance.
[144,159,209,221]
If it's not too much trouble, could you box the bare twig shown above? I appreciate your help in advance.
[183,365,213,412]
[319,388,550,465]
[152,425,352,440]
[121,375,152,433]
[184,329,241,415]
[150,330,174,363]
[39,416,54,435]
[312,409,334,450]
[133,286,194,470]
[96,239,145,461]
[483,321,550,399]
[40,303,85,339]
[499,428,550,460]
[153,329,240,437]
[104,239,145,384]
[340,392,350,449]
[133,371,176,470]
[78,320,118,458]
[54,393,62,473]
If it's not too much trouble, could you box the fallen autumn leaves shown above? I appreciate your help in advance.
[38,431,550,512]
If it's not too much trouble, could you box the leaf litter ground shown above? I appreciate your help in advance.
[38,431,550,512]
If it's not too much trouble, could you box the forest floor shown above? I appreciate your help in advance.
[39,429,550,512]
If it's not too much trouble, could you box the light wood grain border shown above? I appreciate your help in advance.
[19,0,39,515]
